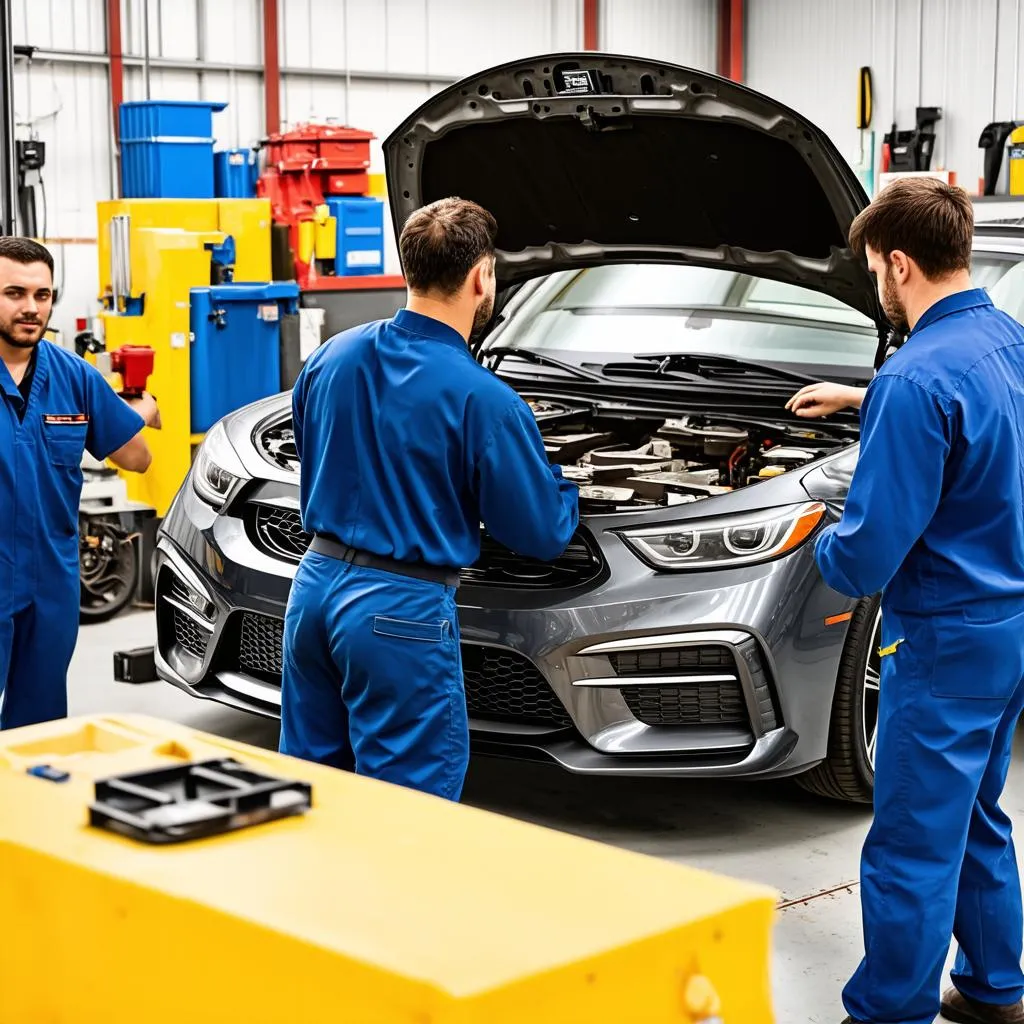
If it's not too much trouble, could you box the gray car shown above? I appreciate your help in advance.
[152,55,1024,803]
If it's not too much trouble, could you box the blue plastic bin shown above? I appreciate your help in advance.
[326,196,385,276]
[214,149,257,198]
[189,282,300,433]
[119,100,226,199]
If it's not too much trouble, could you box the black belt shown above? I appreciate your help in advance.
[309,534,460,588]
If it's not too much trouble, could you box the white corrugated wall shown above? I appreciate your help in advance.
[746,0,1024,193]
[601,0,717,69]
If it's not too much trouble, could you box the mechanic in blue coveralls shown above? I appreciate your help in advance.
[788,178,1024,1024]
[0,237,158,730]
[280,198,579,802]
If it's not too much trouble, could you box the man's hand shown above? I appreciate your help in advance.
[124,391,161,430]
[785,382,866,419]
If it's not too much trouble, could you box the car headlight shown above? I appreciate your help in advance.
[191,421,250,509]
[620,501,826,571]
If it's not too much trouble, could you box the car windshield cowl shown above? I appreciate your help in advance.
[600,352,822,387]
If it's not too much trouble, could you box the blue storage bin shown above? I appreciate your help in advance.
[326,196,385,276]
[119,100,226,199]
[214,149,257,198]
[189,282,300,433]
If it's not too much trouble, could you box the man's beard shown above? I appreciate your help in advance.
[469,294,495,344]
[882,266,909,336]
[0,317,46,349]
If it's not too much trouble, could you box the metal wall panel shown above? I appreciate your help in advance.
[13,0,107,51]
[601,0,716,68]
[746,0,1023,193]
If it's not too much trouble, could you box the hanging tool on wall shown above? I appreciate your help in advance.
[854,66,875,194]
[883,107,942,173]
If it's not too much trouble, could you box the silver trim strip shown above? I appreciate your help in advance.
[163,595,215,632]
[576,630,750,655]
[217,671,283,707]
[573,673,739,688]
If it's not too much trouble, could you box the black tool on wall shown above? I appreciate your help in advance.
[978,121,1024,195]
[884,107,942,172]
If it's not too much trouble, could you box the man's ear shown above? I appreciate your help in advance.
[889,249,911,282]
[470,256,489,297]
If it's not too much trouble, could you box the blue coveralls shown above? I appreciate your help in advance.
[0,340,144,730]
[815,290,1024,1024]
[279,309,579,800]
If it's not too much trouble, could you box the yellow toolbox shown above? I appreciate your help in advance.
[0,715,777,1023]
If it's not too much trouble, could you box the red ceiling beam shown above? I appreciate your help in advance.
[263,0,281,135]
[583,0,599,50]
[107,0,124,192]
[718,0,744,82]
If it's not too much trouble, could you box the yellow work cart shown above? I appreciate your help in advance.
[0,714,777,1023]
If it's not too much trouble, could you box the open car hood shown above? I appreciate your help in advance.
[384,53,886,337]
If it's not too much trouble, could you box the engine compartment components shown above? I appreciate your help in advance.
[524,400,852,512]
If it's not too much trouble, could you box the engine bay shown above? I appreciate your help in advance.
[526,398,854,512]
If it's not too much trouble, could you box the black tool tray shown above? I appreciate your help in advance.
[89,757,313,844]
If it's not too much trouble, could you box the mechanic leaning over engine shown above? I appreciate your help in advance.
[789,178,1024,1024]
[0,237,158,731]
[279,197,579,801]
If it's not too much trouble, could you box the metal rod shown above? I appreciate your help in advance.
[343,0,350,125]
[1014,0,1022,117]
[941,0,950,167]
[993,0,1001,121]
[0,0,18,235]
[891,0,898,119]
[142,0,151,98]
[917,0,924,107]
[13,47,460,85]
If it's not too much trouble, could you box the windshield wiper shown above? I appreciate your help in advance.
[486,345,605,383]
[601,353,820,387]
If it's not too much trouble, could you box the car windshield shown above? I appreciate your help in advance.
[491,254,1023,379]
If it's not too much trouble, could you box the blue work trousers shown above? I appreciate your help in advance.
[0,589,79,730]
[279,551,469,801]
[843,608,1024,1024]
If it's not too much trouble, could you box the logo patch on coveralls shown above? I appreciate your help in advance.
[43,413,88,425]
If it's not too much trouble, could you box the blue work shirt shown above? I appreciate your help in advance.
[292,309,579,568]
[816,289,1024,618]
[0,340,144,610]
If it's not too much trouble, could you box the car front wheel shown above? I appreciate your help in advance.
[796,595,881,804]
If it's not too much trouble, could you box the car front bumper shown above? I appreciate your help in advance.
[154,481,853,780]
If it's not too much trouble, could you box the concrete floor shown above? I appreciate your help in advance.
[68,611,1024,1023]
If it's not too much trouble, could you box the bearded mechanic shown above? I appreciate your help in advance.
[787,178,1024,1024]
[0,237,158,730]
[279,197,578,801]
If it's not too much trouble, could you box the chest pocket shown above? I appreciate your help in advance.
[42,418,88,468]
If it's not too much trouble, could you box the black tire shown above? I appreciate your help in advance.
[796,594,881,804]
[79,517,139,624]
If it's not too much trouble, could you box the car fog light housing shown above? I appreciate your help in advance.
[620,501,825,571]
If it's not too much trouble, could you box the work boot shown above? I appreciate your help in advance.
[941,987,1024,1024]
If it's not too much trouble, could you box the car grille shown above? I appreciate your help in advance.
[620,680,747,727]
[238,611,285,678]
[244,503,602,589]
[461,645,572,727]
[249,504,312,563]
[162,574,212,660]
[609,647,733,675]
[171,607,210,659]
[611,640,777,731]
[225,613,571,728]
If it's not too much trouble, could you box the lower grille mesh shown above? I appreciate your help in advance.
[461,645,571,728]
[238,612,285,677]
[228,616,571,729]
[172,607,210,660]
[620,681,747,727]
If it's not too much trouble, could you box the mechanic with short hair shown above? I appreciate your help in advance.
[0,237,158,730]
[789,178,1024,1024]
[279,197,579,801]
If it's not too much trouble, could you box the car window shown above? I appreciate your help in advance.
[496,255,1024,375]
[985,257,1024,323]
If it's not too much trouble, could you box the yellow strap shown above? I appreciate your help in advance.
[878,638,905,658]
